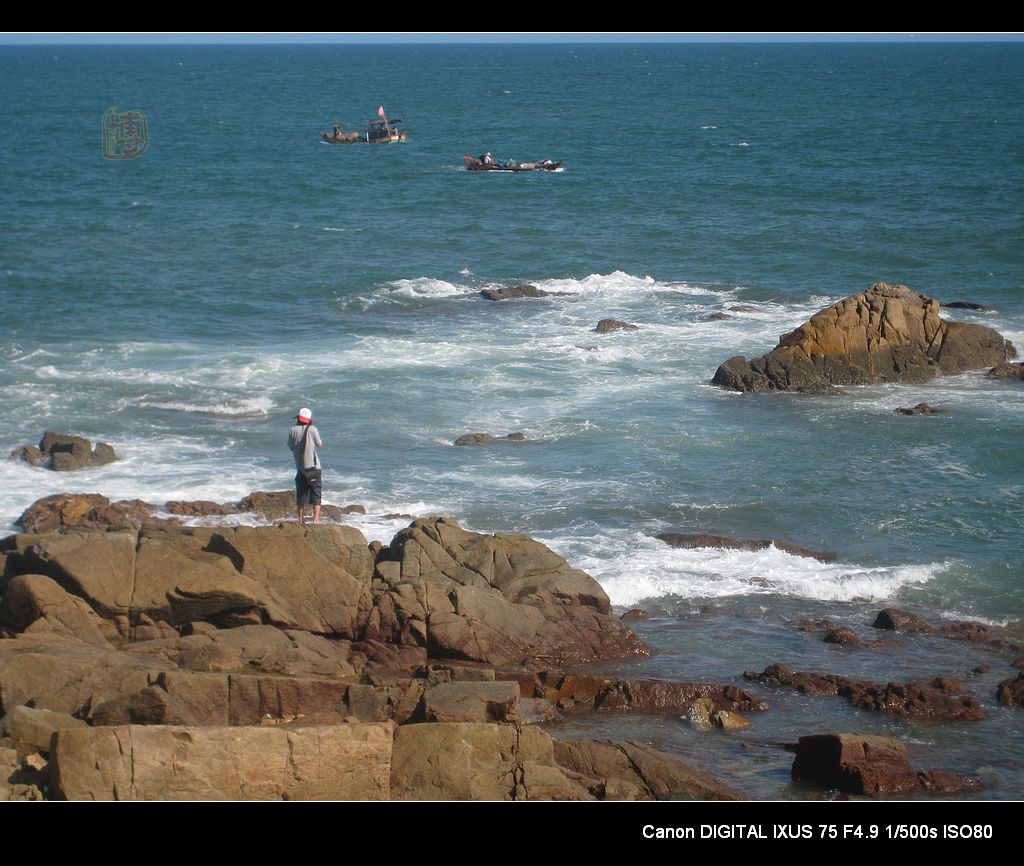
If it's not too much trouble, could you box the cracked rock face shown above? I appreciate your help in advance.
[712,282,1016,394]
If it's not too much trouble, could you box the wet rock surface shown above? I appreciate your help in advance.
[791,733,983,796]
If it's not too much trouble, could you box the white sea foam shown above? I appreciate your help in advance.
[138,396,274,417]
[539,532,943,607]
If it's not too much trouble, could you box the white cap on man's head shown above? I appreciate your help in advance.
[296,408,312,424]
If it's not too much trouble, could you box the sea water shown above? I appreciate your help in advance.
[1,42,1022,798]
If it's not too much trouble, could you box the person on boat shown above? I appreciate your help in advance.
[480,152,494,166]
[332,124,342,141]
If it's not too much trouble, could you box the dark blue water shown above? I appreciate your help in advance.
[1,43,1022,798]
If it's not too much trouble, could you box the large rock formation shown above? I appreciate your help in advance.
[712,283,1016,394]
[2,514,647,668]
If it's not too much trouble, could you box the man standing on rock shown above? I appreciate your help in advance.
[287,408,323,525]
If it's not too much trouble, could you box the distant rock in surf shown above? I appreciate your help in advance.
[894,402,942,415]
[454,432,527,446]
[480,284,550,301]
[712,282,1017,395]
[702,312,733,321]
[727,305,759,313]
[943,300,994,312]
[997,673,1024,707]
[656,532,837,562]
[594,318,639,334]
[11,432,117,472]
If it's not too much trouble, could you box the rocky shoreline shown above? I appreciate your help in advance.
[0,489,1017,801]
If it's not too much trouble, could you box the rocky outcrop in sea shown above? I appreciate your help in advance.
[712,282,1016,394]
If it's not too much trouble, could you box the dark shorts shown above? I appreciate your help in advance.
[295,470,322,507]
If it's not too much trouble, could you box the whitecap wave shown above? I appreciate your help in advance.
[139,396,274,417]
[540,532,943,607]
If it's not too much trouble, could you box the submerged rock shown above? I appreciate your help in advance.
[895,402,942,415]
[11,432,117,472]
[712,282,1016,394]
[454,432,527,446]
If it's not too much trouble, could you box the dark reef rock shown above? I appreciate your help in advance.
[712,282,1016,394]
[943,301,994,312]
[744,664,985,722]
[656,532,837,562]
[595,318,639,334]
[703,313,733,321]
[12,432,118,472]
[454,432,527,447]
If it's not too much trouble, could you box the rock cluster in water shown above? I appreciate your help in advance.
[712,282,1016,394]
[12,433,117,472]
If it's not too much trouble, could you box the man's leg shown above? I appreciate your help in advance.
[313,504,321,525]
[297,506,306,525]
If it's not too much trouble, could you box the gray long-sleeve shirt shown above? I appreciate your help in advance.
[287,424,322,470]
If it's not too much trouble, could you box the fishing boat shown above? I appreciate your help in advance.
[463,156,562,172]
[320,108,407,144]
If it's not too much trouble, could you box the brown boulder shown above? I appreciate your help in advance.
[656,532,837,562]
[997,672,1024,707]
[791,733,981,797]
[872,608,935,633]
[375,518,648,667]
[0,705,89,757]
[712,283,1016,393]
[50,723,393,800]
